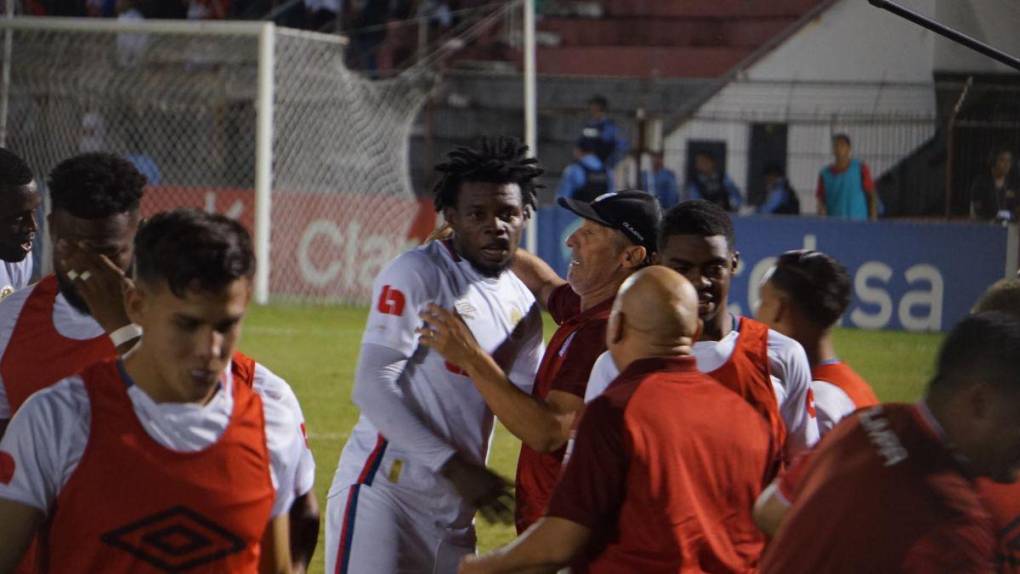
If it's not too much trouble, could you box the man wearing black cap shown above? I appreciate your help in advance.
[421,190,660,533]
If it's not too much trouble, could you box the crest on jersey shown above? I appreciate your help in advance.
[101,505,246,570]
[510,306,523,327]
[455,300,476,320]
[0,285,13,301]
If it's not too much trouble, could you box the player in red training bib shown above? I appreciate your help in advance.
[585,200,819,469]
[757,312,1020,573]
[0,209,306,573]
[461,267,778,573]
[756,250,878,434]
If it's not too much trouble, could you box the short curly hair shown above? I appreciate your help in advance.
[660,200,735,250]
[0,148,33,188]
[432,137,543,214]
[48,153,146,219]
[134,208,255,297]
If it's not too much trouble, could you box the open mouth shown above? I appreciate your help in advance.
[17,236,33,252]
[480,243,510,259]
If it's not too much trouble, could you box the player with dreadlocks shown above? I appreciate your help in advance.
[325,137,547,574]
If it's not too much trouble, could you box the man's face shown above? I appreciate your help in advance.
[755,279,791,336]
[565,218,630,297]
[445,181,527,278]
[960,386,1020,484]
[833,139,852,163]
[660,234,737,325]
[694,154,714,176]
[994,152,1013,178]
[128,278,250,403]
[0,182,41,263]
[49,209,138,313]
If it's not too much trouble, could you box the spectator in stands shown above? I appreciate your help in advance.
[303,0,341,31]
[685,151,742,212]
[816,133,877,221]
[582,95,628,171]
[758,162,800,215]
[642,150,680,210]
[969,148,1019,223]
[557,137,612,202]
[351,0,393,77]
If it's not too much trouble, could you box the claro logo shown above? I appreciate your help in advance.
[297,220,414,295]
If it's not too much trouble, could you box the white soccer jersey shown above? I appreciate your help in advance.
[584,320,819,458]
[329,240,544,527]
[0,258,32,301]
[811,380,858,435]
[0,366,303,518]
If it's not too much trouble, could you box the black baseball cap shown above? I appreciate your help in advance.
[558,190,661,253]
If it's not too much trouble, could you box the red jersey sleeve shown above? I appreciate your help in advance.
[547,284,581,325]
[860,163,875,195]
[546,395,629,529]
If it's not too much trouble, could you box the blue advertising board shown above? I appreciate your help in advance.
[537,208,1017,332]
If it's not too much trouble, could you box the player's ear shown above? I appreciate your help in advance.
[730,250,741,272]
[124,280,147,325]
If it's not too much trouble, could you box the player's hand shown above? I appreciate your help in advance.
[417,304,483,372]
[441,454,514,525]
[60,240,133,333]
[426,223,454,243]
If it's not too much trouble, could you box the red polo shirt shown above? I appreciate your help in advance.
[548,356,777,573]
[765,403,995,574]
[514,284,612,533]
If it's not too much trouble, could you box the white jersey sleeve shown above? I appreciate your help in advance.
[253,363,315,497]
[0,285,35,421]
[504,303,545,396]
[0,377,89,513]
[810,379,857,436]
[765,329,820,458]
[361,251,438,356]
[583,351,620,403]
[258,380,305,518]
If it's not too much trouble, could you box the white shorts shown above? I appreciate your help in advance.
[325,482,476,574]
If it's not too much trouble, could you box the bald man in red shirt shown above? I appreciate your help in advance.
[757,312,1020,574]
[459,266,777,574]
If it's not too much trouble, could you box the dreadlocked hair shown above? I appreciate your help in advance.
[432,136,543,213]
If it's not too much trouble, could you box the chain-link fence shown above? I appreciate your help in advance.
[2,17,433,304]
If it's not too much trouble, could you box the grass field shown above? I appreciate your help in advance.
[239,304,944,574]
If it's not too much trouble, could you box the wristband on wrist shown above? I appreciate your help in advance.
[109,323,143,347]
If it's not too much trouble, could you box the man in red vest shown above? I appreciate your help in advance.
[0,209,306,573]
[755,250,878,435]
[460,266,778,573]
[0,154,319,573]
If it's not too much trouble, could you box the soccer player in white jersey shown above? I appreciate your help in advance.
[584,200,819,463]
[0,209,303,573]
[0,148,41,299]
[325,138,546,574]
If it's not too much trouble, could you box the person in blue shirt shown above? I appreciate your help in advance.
[582,95,629,170]
[557,137,612,202]
[816,133,877,220]
[642,151,680,210]
[685,151,742,212]
[757,162,800,215]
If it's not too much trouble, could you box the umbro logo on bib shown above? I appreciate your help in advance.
[101,505,246,570]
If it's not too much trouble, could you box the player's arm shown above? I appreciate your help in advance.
[768,333,820,460]
[0,499,43,574]
[861,163,878,220]
[752,481,791,537]
[258,514,293,574]
[511,248,566,310]
[420,305,581,453]
[816,174,827,216]
[458,517,590,574]
[287,492,318,574]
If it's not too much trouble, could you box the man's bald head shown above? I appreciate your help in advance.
[608,266,701,370]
